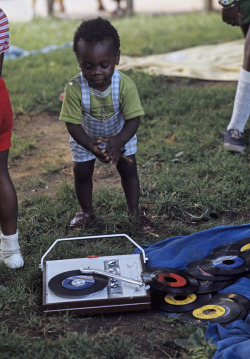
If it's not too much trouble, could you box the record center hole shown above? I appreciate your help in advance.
[174,295,187,300]
[164,276,177,283]
[203,309,216,315]
[222,260,234,265]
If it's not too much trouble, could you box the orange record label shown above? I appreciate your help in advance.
[155,272,187,287]
[193,304,226,319]
[164,293,196,305]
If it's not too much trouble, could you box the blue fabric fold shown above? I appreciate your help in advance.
[134,224,250,359]
[205,314,250,359]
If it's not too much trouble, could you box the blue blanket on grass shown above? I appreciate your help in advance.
[134,224,250,359]
[4,43,73,60]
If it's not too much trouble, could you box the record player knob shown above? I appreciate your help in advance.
[107,260,116,267]
[110,282,119,288]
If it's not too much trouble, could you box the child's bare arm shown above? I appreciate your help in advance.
[100,116,140,165]
[66,122,109,162]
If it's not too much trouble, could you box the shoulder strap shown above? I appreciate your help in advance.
[79,72,90,113]
[111,69,121,113]
[78,70,121,114]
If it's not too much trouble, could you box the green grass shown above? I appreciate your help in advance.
[0,11,249,359]
[9,133,36,160]
[4,12,242,114]
[9,13,241,53]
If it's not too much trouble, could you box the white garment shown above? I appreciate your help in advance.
[0,231,24,269]
[227,68,250,132]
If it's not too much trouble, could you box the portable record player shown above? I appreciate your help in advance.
[40,234,151,315]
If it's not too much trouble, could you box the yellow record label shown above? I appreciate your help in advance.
[241,243,250,252]
[164,293,196,305]
[193,304,226,319]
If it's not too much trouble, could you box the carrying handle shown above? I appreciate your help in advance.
[40,233,148,271]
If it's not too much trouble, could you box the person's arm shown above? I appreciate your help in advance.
[99,116,140,165]
[66,122,109,162]
[0,52,4,76]
[0,8,10,76]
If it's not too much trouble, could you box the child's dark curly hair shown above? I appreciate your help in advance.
[73,17,120,56]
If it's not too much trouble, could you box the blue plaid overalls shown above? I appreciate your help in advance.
[69,70,137,162]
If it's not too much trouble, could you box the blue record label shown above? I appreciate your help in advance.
[212,255,244,269]
[62,275,95,290]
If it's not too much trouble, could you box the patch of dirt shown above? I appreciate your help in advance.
[10,113,122,200]
[2,309,190,359]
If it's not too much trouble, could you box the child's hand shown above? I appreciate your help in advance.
[89,139,110,163]
[222,3,243,26]
[99,136,122,165]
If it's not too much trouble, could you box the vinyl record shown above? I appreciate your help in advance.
[151,290,211,313]
[210,242,234,256]
[197,279,233,294]
[142,267,200,293]
[48,270,109,298]
[199,251,250,275]
[179,300,242,325]
[186,259,240,281]
[228,237,250,253]
[245,271,250,278]
[210,293,250,321]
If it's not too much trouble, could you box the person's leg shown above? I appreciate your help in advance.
[116,155,153,231]
[31,0,36,16]
[116,0,121,10]
[224,24,250,152]
[116,155,139,215]
[97,0,105,11]
[70,159,95,229]
[0,150,17,235]
[0,150,24,268]
[58,0,65,12]
[47,0,54,15]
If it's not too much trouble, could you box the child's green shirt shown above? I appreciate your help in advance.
[59,70,144,124]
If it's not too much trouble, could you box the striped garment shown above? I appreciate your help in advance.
[0,8,9,55]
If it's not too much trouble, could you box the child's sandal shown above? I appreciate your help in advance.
[70,212,95,230]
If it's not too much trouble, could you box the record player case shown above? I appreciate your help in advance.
[40,234,151,315]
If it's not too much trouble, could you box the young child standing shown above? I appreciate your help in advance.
[0,8,24,268]
[60,17,152,231]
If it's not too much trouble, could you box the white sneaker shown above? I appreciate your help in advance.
[0,232,24,269]
[1,253,24,269]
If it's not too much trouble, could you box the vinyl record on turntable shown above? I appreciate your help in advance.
[199,251,250,276]
[228,237,250,253]
[48,270,109,298]
[186,259,240,282]
[151,291,211,313]
[179,300,242,326]
[142,267,200,293]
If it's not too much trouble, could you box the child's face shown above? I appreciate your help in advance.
[77,39,120,91]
